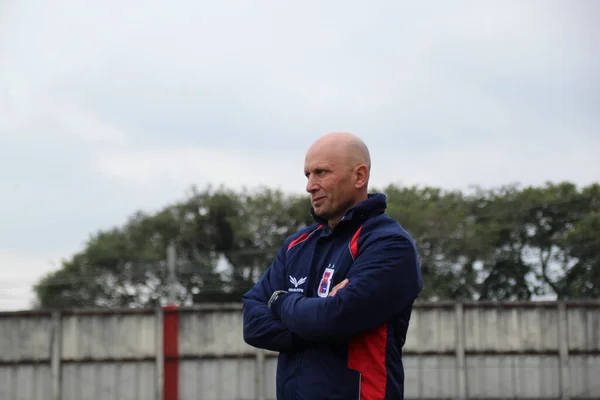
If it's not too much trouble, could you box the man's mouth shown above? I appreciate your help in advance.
[312,196,326,205]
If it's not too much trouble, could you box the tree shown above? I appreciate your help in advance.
[382,184,479,301]
[557,184,600,298]
[471,183,540,300]
[33,185,313,308]
[33,181,600,309]
[469,182,600,300]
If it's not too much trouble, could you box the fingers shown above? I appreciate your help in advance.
[328,278,349,297]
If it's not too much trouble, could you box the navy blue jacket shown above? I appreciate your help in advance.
[242,193,423,400]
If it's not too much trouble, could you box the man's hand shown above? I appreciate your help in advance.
[328,278,349,297]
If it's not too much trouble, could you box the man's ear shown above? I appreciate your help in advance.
[354,164,369,188]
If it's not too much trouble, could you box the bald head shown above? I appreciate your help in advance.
[307,132,371,172]
[304,132,371,227]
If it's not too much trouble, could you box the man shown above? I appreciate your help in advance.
[242,132,423,400]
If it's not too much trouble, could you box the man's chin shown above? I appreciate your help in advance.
[313,208,332,221]
[312,207,325,216]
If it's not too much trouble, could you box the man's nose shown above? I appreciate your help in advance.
[306,177,318,193]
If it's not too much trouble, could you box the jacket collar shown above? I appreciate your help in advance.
[310,193,387,227]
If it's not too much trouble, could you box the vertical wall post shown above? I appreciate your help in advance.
[163,305,180,400]
[163,242,180,400]
[455,302,467,400]
[51,310,62,400]
[167,242,178,305]
[557,302,571,400]
[155,306,164,400]
[255,349,266,400]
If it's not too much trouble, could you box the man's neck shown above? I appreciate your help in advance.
[326,193,369,229]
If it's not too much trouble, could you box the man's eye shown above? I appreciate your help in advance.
[305,169,327,178]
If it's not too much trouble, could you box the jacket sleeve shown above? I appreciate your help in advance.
[241,243,307,352]
[270,234,423,341]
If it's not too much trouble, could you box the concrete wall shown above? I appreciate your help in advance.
[1,301,599,399]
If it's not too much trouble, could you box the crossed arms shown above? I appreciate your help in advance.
[241,234,423,352]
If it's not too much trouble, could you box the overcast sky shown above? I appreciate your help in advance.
[1,0,598,310]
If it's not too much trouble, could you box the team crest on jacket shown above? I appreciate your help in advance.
[317,265,335,298]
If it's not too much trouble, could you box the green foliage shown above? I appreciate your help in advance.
[33,181,599,309]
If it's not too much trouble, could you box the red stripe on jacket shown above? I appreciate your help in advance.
[347,224,387,399]
[348,325,388,400]
[287,225,324,251]
[349,226,363,259]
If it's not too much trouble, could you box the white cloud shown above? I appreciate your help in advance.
[93,146,308,193]
[0,250,68,310]
[0,0,598,310]
[54,104,130,145]
[1,73,130,148]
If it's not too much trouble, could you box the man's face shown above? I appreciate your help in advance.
[304,146,356,225]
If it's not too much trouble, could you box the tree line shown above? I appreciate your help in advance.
[33,181,600,308]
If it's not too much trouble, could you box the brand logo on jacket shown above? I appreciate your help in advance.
[317,264,335,297]
[288,276,307,293]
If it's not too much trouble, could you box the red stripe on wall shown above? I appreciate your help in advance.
[347,324,388,400]
[163,305,179,400]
